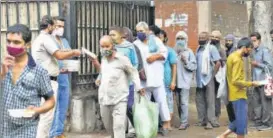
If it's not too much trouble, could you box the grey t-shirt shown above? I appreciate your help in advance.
[31,31,60,76]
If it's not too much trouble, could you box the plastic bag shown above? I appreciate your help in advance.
[216,65,229,105]
[133,96,159,138]
[264,74,273,97]
[263,67,273,97]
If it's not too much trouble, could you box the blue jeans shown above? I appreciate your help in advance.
[50,75,70,137]
[228,99,248,136]
[176,88,190,125]
[165,87,174,113]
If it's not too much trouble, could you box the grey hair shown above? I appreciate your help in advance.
[136,21,149,30]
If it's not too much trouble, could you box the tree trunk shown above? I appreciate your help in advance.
[253,1,272,49]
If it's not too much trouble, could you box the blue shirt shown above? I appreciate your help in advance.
[196,44,221,88]
[252,45,273,81]
[0,54,53,138]
[164,47,177,86]
[115,40,138,69]
[176,48,197,89]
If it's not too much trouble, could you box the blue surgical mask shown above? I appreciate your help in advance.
[176,40,186,47]
[137,32,147,41]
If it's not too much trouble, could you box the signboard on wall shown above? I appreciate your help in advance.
[164,13,188,27]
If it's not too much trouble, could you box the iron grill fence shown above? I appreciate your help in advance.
[1,0,154,95]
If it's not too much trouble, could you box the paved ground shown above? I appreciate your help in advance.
[66,91,273,138]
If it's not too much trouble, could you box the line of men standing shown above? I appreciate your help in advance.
[1,15,273,138]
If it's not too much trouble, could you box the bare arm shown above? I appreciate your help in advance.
[33,96,55,114]
[53,50,81,60]
[171,64,177,85]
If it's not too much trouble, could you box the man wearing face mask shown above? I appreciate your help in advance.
[133,22,170,136]
[225,34,236,57]
[211,30,227,122]
[216,37,259,138]
[90,35,144,138]
[195,32,221,129]
[109,26,138,137]
[173,31,197,130]
[158,29,177,130]
[49,16,72,138]
[0,24,55,138]
[249,32,273,131]
[32,15,81,138]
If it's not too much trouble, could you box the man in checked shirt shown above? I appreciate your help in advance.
[0,24,55,138]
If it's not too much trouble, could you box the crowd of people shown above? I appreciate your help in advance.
[0,14,273,138]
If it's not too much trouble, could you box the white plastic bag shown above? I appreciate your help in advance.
[133,96,159,138]
[216,65,229,105]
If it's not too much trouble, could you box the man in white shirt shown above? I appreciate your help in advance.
[133,21,170,136]
[32,15,81,138]
[90,35,144,138]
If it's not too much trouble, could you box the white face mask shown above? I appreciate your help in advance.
[52,28,64,37]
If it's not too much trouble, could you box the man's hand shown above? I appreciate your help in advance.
[25,105,39,118]
[181,55,187,63]
[170,82,176,91]
[1,55,15,78]
[252,81,260,87]
[88,57,100,66]
[147,56,157,64]
[60,68,69,73]
[95,79,101,86]
[138,88,145,96]
[72,49,82,57]
[251,61,259,67]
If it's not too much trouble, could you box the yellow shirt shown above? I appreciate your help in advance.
[227,51,252,101]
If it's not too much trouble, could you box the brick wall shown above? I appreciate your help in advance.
[154,1,198,51]
[211,2,248,37]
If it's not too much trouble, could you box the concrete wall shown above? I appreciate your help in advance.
[154,1,248,51]
[154,0,198,51]
[211,1,248,37]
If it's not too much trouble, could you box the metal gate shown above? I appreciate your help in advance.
[69,1,154,95]
[1,0,61,59]
[0,0,154,96]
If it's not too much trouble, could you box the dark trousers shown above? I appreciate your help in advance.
[215,79,221,119]
[253,86,272,126]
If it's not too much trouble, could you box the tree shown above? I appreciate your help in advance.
[253,1,272,49]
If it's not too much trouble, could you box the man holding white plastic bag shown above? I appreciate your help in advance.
[133,22,170,136]
[249,32,273,131]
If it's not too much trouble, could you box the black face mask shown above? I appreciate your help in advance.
[225,43,233,49]
[198,40,207,46]
[210,39,220,45]
[243,52,250,57]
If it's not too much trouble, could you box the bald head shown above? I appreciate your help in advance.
[211,30,222,39]
[100,35,114,51]
[100,35,113,45]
